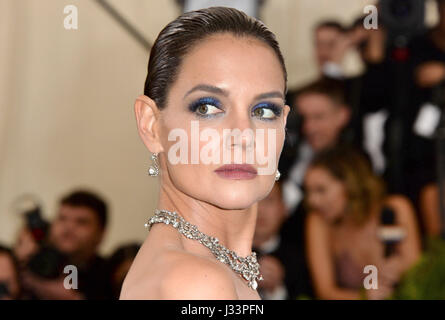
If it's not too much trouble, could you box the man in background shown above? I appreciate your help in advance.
[254,182,312,299]
[20,190,113,299]
[282,79,352,212]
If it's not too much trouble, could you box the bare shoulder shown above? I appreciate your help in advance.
[305,211,331,249]
[120,248,238,300]
[386,194,413,208]
[160,250,238,300]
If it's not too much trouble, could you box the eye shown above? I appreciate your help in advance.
[196,104,222,116]
[188,97,224,118]
[252,103,282,120]
[253,108,275,119]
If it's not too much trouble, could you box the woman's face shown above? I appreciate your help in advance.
[304,166,347,222]
[157,33,289,209]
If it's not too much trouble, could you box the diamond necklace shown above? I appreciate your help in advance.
[144,209,263,290]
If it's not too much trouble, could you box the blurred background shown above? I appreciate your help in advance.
[0,0,444,300]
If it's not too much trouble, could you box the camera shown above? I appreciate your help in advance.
[24,206,49,244]
[380,0,426,45]
[27,245,67,279]
[19,203,67,279]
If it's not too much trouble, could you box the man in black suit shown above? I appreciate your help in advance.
[253,181,313,299]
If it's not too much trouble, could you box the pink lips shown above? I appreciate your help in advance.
[214,164,258,180]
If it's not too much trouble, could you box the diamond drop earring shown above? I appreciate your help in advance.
[148,153,159,177]
[275,170,281,181]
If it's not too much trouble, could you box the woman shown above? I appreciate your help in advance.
[304,146,421,299]
[120,7,289,300]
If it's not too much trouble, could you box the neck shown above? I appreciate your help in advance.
[68,250,96,267]
[157,181,257,258]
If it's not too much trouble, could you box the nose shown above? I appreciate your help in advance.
[307,192,319,210]
[223,104,255,152]
[60,219,76,233]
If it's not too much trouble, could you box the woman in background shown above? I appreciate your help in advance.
[304,146,421,299]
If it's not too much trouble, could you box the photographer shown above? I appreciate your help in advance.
[19,190,113,300]
[253,182,313,300]
[398,0,445,238]
[342,1,443,225]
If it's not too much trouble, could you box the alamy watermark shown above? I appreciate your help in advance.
[364,5,378,30]
[63,265,78,290]
[363,265,378,290]
[167,121,278,175]
[64,5,78,30]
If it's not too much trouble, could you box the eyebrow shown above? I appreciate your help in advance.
[183,84,284,102]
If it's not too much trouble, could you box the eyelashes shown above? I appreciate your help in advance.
[251,103,282,120]
[188,97,223,119]
[187,96,283,120]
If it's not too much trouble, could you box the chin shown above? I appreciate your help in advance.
[324,212,342,223]
[311,143,323,152]
[57,242,78,254]
[206,184,265,210]
[171,170,275,209]
[214,193,257,210]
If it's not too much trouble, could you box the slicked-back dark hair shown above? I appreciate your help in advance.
[144,6,288,110]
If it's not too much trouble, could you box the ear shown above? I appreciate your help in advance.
[283,104,291,127]
[134,95,164,154]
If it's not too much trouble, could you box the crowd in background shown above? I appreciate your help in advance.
[0,190,140,300]
[262,0,445,299]
[1,0,445,300]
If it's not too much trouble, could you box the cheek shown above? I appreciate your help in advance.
[50,223,63,236]
[307,192,327,213]
[319,119,333,134]
[68,224,89,241]
[327,186,347,214]
[306,193,319,209]
[212,175,275,209]
[258,124,285,171]
[82,225,100,241]
[276,128,286,156]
